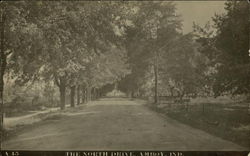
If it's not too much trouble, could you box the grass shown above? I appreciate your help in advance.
[2,111,67,142]
[149,101,250,148]
[2,104,87,141]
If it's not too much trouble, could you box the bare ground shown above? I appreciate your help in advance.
[2,98,247,150]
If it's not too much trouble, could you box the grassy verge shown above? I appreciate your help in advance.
[3,104,87,141]
[148,102,250,148]
[3,112,65,141]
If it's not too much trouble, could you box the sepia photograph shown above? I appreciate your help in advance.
[0,0,249,152]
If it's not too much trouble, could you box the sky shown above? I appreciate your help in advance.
[175,1,226,34]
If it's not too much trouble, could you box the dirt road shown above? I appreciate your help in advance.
[2,98,246,150]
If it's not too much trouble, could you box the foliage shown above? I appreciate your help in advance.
[161,34,204,97]
[2,1,249,108]
[1,1,134,110]
[194,1,250,96]
[118,2,182,96]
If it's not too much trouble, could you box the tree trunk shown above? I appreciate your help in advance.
[202,103,205,114]
[0,7,6,144]
[86,86,91,102]
[84,87,87,103]
[93,88,97,100]
[77,85,80,105]
[91,88,94,100]
[99,90,101,98]
[91,88,93,100]
[96,89,100,99]
[89,87,92,101]
[0,91,3,150]
[128,91,133,99]
[86,88,89,102]
[70,85,75,107]
[59,84,66,110]
[95,89,98,99]
[132,91,135,98]
[154,63,158,104]
[86,87,88,102]
[81,85,86,104]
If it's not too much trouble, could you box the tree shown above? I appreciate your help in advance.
[194,1,249,97]
[213,1,249,96]
[118,1,182,102]
[0,1,45,145]
[161,34,204,99]
[0,2,133,142]
[30,2,130,109]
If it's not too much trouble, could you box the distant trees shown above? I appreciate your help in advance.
[84,45,130,101]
